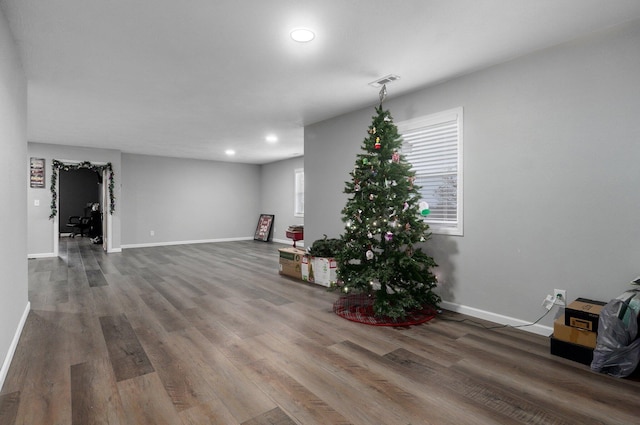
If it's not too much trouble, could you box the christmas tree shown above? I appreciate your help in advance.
[335,87,440,320]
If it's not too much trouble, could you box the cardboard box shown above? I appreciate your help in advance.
[301,255,311,281]
[553,315,597,348]
[312,257,337,287]
[301,255,337,287]
[550,336,594,366]
[278,247,305,280]
[565,298,606,332]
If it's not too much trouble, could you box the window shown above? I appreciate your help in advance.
[294,168,304,217]
[398,107,463,236]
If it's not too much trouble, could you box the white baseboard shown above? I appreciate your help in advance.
[33,237,265,254]
[440,300,553,337]
[272,237,304,248]
[28,252,57,259]
[121,236,254,250]
[0,302,31,390]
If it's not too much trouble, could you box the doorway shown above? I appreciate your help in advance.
[58,168,101,239]
[52,160,113,257]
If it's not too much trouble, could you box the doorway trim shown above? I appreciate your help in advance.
[51,159,115,256]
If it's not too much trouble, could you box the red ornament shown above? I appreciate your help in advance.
[374,137,381,150]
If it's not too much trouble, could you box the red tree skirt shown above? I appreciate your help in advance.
[333,293,437,327]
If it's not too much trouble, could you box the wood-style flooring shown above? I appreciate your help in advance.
[1,237,639,424]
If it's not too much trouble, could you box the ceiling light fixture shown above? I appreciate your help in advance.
[290,28,315,43]
[225,149,236,156]
[266,135,278,143]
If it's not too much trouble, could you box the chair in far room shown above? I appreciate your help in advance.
[66,215,91,237]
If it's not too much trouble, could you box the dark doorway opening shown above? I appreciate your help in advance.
[59,168,102,239]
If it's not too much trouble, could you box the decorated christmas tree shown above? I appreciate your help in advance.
[334,87,440,322]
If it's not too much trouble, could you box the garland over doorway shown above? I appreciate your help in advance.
[49,159,115,219]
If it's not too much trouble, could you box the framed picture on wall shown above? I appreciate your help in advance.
[254,214,275,242]
[30,157,45,188]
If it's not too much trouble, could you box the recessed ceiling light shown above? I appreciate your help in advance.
[266,135,278,143]
[225,149,235,156]
[290,28,315,43]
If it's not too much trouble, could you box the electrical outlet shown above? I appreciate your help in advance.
[554,289,567,306]
[542,294,555,310]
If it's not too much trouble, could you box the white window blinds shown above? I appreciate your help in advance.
[398,108,463,236]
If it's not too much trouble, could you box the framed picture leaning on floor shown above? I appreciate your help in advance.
[254,214,274,242]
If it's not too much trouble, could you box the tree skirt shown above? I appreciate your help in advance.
[333,293,437,327]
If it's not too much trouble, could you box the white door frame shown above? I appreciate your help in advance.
[52,160,113,256]
[102,168,113,253]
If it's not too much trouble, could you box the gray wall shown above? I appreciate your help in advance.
[260,156,304,245]
[305,20,640,331]
[26,147,279,251]
[121,154,261,246]
[27,143,122,255]
[0,7,28,387]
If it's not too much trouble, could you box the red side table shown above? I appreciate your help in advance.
[285,230,304,248]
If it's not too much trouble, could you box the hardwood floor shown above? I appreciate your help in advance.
[1,238,639,424]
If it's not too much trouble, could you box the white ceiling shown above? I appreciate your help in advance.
[3,0,640,164]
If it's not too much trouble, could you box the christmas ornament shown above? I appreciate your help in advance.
[403,202,409,211]
[406,246,414,257]
[419,201,430,216]
[374,137,381,150]
[367,231,373,239]
[385,231,394,241]
[379,84,387,104]
[363,158,369,165]
[392,151,400,163]
[354,184,361,191]
[369,194,375,200]
[369,127,377,135]
[366,249,374,260]
[405,223,411,231]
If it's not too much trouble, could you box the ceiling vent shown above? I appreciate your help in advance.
[368,74,400,88]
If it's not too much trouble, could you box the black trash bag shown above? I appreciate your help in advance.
[591,292,640,378]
